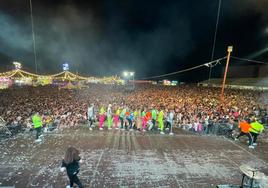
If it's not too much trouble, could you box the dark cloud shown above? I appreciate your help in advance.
[0,0,267,80]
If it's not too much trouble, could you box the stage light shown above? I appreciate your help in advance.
[123,71,129,77]
[130,72,135,76]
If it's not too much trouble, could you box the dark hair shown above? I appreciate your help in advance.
[64,147,80,164]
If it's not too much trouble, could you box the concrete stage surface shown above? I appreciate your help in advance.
[0,128,267,188]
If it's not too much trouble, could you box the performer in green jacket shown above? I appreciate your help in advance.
[107,104,113,130]
[158,109,165,134]
[151,108,157,130]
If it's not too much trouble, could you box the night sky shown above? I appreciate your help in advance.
[0,0,268,81]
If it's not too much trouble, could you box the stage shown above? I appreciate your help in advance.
[0,127,267,188]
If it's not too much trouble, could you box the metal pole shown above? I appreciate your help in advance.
[29,0,38,74]
[209,0,222,82]
[133,74,135,90]
[221,46,233,101]
[208,65,213,82]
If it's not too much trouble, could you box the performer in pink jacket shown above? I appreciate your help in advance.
[99,106,106,130]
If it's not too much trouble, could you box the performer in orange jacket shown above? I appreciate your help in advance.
[235,118,253,148]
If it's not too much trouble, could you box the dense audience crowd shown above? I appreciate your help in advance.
[0,84,267,134]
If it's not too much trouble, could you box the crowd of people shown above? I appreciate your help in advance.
[0,83,267,142]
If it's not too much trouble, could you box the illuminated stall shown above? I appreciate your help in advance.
[0,78,12,89]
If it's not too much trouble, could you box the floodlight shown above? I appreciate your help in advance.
[123,71,129,77]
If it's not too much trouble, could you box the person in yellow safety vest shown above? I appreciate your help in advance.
[158,109,165,135]
[107,104,113,130]
[133,110,138,129]
[32,112,43,141]
[249,119,264,147]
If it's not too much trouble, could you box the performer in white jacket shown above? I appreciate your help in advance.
[88,103,94,131]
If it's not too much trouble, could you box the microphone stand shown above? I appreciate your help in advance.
[250,170,255,188]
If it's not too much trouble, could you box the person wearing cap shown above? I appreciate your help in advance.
[235,118,253,148]
[249,119,264,147]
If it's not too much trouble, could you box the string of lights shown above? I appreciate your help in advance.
[231,56,268,65]
[138,56,227,80]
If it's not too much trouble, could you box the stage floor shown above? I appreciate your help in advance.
[0,127,267,188]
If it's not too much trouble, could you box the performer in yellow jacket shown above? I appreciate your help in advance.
[249,119,264,147]
[32,112,42,142]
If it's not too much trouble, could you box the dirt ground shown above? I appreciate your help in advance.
[0,126,268,188]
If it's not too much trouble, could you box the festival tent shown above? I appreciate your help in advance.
[0,69,39,79]
[0,69,38,87]
[51,71,88,81]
